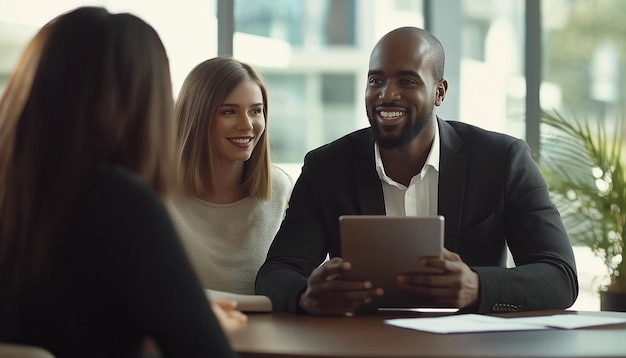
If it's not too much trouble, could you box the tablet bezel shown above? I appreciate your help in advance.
[339,215,445,310]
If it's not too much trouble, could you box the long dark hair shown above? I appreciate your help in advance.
[0,6,175,298]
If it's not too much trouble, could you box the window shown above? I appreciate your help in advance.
[542,0,626,121]
[459,0,526,138]
[541,0,626,312]
[0,0,216,97]
[234,0,424,174]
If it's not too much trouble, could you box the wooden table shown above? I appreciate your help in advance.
[228,310,626,358]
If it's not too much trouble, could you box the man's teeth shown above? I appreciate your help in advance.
[380,111,404,119]
[231,138,251,143]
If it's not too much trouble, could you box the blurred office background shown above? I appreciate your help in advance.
[1,0,624,311]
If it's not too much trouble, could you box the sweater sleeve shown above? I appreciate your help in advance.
[86,167,237,357]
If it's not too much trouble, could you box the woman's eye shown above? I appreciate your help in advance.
[221,109,235,115]
[251,108,262,115]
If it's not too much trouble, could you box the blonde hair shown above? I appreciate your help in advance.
[175,57,271,200]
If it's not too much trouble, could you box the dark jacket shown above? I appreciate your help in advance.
[256,118,578,313]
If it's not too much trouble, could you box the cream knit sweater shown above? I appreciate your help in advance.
[167,166,293,295]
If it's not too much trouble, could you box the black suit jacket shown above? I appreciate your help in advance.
[256,118,578,313]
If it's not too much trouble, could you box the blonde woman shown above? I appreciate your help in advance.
[169,57,293,295]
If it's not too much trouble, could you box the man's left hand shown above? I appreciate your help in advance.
[397,248,479,309]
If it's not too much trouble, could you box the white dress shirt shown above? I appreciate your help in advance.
[374,123,440,217]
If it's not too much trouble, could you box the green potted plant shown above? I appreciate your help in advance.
[539,110,626,311]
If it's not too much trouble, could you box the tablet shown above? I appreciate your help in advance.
[339,215,444,310]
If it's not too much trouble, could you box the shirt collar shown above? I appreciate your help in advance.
[374,119,440,185]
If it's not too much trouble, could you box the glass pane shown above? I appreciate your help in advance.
[0,0,217,97]
[542,0,626,122]
[541,0,626,312]
[235,0,424,173]
[235,0,356,48]
[460,0,526,138]
[264,74,308,163]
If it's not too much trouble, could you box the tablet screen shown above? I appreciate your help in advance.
[339,215,444,310]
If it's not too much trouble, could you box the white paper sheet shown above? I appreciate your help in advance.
[384,313,626,334]
[205,289,272,312]
[385,314,547,334]
[507,314,626,329]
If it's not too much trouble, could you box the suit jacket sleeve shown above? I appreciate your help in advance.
[464,138,578,312]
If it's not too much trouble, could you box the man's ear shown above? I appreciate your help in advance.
[434,79,448,106]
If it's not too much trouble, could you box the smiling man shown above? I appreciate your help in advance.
[256,26,578,316]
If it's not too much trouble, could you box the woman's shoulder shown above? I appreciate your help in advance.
[269,165,294,203]
[270,165,295,191]
[84,165,164,216]
[78,165,177,248]
[90,166,155,197]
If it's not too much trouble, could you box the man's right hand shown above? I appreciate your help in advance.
[298,257,383,316]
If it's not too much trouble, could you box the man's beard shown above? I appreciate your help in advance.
[369,108,433,149]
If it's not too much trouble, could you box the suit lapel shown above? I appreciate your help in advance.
[437,119,467,250]
[352,121,468,234]
[354,130,386,215]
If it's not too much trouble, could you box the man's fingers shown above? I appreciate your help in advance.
[311,258,351,282]
[441,248,461,261]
